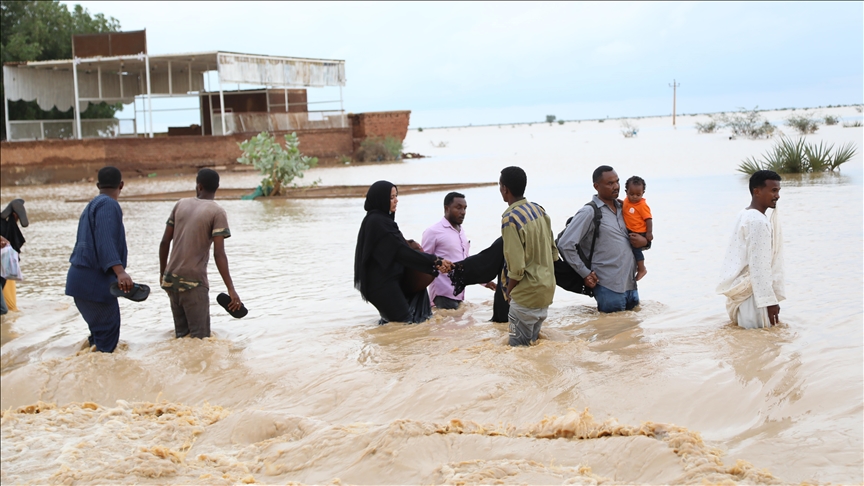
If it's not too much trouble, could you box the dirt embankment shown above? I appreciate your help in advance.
[65,182,497,203]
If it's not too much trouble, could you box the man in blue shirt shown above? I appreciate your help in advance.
[65,167,135,352]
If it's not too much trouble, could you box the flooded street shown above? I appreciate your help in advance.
[2,110,862,484]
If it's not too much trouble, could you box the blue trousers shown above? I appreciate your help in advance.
[74,297,121,352]
[593,285,639,313]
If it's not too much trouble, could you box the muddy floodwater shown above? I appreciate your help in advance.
[1,109,862,484]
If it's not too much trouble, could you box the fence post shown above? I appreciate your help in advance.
[72,59,82,139]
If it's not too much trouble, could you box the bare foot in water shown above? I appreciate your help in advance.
[635,262,647,281]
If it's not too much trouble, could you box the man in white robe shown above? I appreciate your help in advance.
[717,170,785,329]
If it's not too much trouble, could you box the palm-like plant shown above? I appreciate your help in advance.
[830,142,858,171]
[738,137,858,175]
[803,141,833,172]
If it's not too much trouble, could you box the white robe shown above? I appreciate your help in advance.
[716,208,785,329]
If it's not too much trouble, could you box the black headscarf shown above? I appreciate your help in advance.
[0,199,27,254]
[354,181,405,300]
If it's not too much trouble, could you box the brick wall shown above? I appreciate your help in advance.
[349,111,411,152]
[0,128,353,185]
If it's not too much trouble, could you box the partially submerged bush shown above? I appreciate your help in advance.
[738,137,857,174]
[620,120,639,138]
[356,136,403,162]
[695,118,719,134]
[237,131,318,196]
[842,120,862,128]
[824,115,839,126]
[786,112,819,134]
[716,107,774,139]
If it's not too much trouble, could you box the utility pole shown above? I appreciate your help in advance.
[669,79,680,127]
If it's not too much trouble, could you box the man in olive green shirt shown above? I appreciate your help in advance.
[499,166,558,346]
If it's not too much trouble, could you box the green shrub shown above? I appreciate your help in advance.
[557,120,565,125]
[738,137,858,174]
[786,112,819,134]
[824,115,839,126]
[842,120,862,128]
[356,136,403,162]
[237,132,318,196]
[716,107,774,139]
[695,118,719,134]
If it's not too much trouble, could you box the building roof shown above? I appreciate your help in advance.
[3,51,346,111]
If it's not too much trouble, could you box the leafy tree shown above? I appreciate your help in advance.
[1,1,121,140]
[237,132,318,196]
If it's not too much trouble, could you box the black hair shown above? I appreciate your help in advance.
[500,166,527,198]
[592,165,615,183]
[197,168,220,192]
[444,192,466,206]
[749,170,781,194]
[625,175,646,191]
[97,166,122,188]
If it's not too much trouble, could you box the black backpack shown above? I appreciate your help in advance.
[554,202,602,297]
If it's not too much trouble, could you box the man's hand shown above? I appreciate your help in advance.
[629,233,648,248]
[505,277,520,298]
[436,259,453,274]
[227,289,242,312]
[767,304,780,326]
[483,281,497,291]
[114,269,133,293]
[645,231,653,242]
[0,236,8,248]
[584,271,598,289]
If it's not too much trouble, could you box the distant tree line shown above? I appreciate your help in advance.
[1,0,121,140]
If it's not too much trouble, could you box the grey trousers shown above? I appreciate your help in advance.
[508,300,548,346]
[166,286,211,338]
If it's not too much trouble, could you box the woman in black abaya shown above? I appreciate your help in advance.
[354,181,452,324]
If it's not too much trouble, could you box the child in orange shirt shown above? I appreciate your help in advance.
[623,176,653,281]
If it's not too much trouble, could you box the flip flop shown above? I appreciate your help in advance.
[217,292,248,318]
[109,282,150,302]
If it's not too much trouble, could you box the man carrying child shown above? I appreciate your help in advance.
[557,165,648,313]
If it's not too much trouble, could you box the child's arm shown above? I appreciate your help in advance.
[645,218,653,241]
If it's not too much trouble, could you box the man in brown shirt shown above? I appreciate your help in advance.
[159,169,242,338]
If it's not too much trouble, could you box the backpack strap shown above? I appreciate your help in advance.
[576,202,602,268]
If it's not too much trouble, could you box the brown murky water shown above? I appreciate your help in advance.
[2,110,862,484]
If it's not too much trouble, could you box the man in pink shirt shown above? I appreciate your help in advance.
[422,192,485,309]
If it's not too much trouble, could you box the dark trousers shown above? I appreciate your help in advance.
[628,230,651,262]
[433,296,461,310]
[74,297,121,352]
[167,286,211,338]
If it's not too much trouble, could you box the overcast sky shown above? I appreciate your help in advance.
[65,1,863,129]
